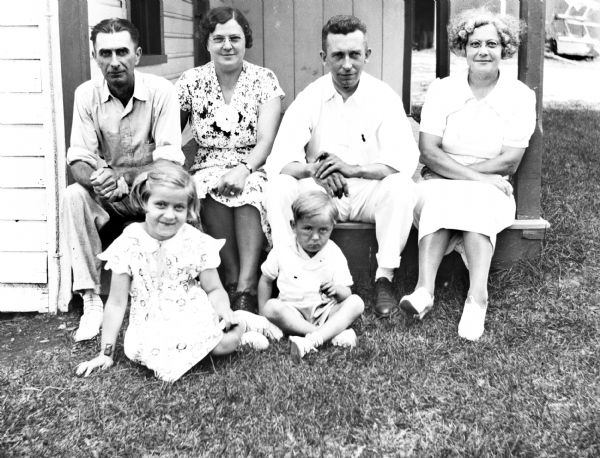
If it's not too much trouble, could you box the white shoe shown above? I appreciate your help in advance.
[240,331,269,350]
[289,336,317,362]
[458,296,488,341]
[74,309,103,342]
[234,310,283,341]
[399,288,434,320]
[331,329,357,348]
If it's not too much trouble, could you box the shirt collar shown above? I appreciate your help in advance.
[322,71,372,104]
[100,70,148,103]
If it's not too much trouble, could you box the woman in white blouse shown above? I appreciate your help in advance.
[399,8,536,341]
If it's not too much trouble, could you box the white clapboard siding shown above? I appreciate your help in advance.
[0,189,47,220]
[0,157,46,188]
[88,0,194,82]
[0,125,45,157]
[0,26,41,59]
[165,0,193,17]
[0,1,41,25]
[88,0,126,27]
[0,94,45,124]
[0,60,43,93]
[0,252,47,283]
[0,221,48,251]
[0,285,49,312]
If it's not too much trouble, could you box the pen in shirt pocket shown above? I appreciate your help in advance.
[361,133,366,142]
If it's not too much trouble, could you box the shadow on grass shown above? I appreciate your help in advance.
[1,104,599,456]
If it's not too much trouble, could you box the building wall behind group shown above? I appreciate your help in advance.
[87,0,195,83]
[209,0,406,110]
[0,0,65,312]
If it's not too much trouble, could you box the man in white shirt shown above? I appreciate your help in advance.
[265,15,419,317]
[63,18,183,341]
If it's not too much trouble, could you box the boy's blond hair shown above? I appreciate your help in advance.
[292,191,338,223]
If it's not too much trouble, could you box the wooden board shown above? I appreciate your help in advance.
[324,0,353,19]
[0,0,42,26]
[0,252,47,283]
[0,93,44,124]
[87,0,125,28]
[263,0,294,110]
[0,125,45,157]
[0,157,46,188]
[353,0,383,79]
[0,221,48,251]
[0,26,41,59]
[381,0,404,96]
[0,60,42,93]
[164,0,194,18]
[0,189,47,220]
[232,0,264,66]
[293,0,323,94]
[0,285,48,313]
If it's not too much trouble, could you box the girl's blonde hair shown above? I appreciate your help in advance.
[292,190,339,224]
[448,7,524,59]
[130,160,200,223]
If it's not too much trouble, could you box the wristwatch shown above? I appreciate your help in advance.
[239,159,253,173]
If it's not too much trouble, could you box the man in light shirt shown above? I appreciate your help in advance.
[265,15,419,318]
[62,18,184,340]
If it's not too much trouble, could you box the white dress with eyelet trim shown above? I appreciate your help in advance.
[98,223,224,382]
[416,71,536,263]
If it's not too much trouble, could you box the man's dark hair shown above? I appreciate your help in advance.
[90,18,140,47]
[200,6,253,49]
[321,15,367,53]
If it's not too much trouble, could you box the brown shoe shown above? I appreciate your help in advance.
[232,291,258,314]
[374,278,396,318]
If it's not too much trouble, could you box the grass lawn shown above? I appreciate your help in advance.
[1,104,599,456]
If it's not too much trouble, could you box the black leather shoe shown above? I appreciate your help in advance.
[374,278,396,317]
[225,283,239,303]
[232,291,258,314]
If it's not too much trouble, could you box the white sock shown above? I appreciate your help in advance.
[375,267,394,282]
[82,291,103,313]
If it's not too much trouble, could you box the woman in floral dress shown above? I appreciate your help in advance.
[176,6,284,312]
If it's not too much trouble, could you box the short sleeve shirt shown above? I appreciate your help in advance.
[419,71,536,166]
[176,61,284,169]
[261,240,353,302]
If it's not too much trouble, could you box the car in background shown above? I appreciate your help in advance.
[548,14,600,58]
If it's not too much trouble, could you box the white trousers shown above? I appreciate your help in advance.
[266,175,416,270]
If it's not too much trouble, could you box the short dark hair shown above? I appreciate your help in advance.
[200,6,253,49]
[90,18,140,48]
[321,15,367,53]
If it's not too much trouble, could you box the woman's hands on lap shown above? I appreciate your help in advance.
[215,165,250,197]
[479,173,513,196]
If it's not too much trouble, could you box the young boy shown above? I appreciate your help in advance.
[259,191,364,361]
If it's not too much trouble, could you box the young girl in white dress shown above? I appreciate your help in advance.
[76,160,281,382]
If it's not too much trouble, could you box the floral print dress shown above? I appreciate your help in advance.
[176,61,285,244]
[98,223,225,382]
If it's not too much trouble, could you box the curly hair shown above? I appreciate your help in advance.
[130,160,200,224]
[447,8,524,59]
[199,6,253,50]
